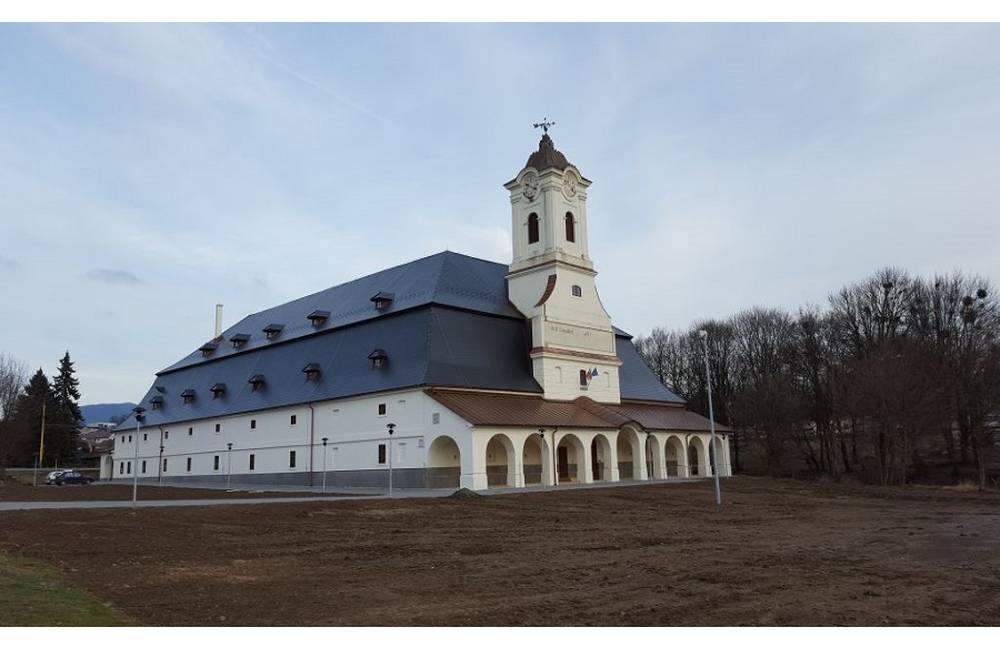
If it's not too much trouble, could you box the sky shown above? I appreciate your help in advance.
[1,23,999,404]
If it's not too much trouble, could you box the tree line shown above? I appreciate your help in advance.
[0,351,84,470]
[635,268,1000,489]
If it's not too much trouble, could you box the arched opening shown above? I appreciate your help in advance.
[664,435,685,477]
[523,433,551,486]
[527,213,540,244]
[486,434,516,487]
[590,434,613,481]
[556,434,585,483]
[645,434,664,479]
[709,436,725,476]
[688,437,705,477]
[616,429,641,480]
[565,212,575,242]
[427,435,461,488]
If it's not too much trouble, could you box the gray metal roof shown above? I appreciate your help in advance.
[118,251,683,431]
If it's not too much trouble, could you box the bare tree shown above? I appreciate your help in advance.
[0,352,28,421]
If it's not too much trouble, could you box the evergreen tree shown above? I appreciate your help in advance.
[3,369,51,467]
[48,352,83,465]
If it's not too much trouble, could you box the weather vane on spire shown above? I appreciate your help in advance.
[533,118,556,134]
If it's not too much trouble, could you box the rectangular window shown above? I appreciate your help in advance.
[249,454,255,471]
[213,456,220,471]
[128,434,132,443]
[141,460,147,474]
[250,419,256,430]
[290,414,297,426]
[126,461,131,474]
[188,427,193,436]
[378,444,387,464]
[163,458,168,472]
[121,435,125,444]
[186,457,192,472]
[143,433,147,441]
[119,461,124,474]
[215,423,221,433]
[164,431,169,440]
[432,412,440,425]
[378,403,387,416]
[289,450,296,468]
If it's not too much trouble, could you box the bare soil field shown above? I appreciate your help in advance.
[0,482,330,502]
[0,477,998,626]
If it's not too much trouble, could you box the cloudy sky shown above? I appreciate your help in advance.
[1,23,998,404]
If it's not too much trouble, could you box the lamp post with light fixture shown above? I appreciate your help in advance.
[386,423,396,497]
[321,437,329,494]
[132,406,145,505]
[698,329,723,507]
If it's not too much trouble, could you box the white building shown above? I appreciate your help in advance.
[110,132,732,490]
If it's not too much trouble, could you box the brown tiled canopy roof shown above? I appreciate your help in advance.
[425,389,731,433]
[525,134,572,172]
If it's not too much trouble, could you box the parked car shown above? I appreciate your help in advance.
[45,470,69,484]
[52,471,95,486]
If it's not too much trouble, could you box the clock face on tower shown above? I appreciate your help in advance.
[522,172,539,200]
[562,170,578,198]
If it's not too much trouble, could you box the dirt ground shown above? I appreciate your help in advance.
[0,477,998,626]
[0,482,332,502]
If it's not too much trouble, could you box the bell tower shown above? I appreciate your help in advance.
[505,124,621,403]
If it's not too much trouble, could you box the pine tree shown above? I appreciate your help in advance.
[3,369,51,467]
[48,352,83,465]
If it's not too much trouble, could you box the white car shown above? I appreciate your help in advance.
[45,470,69,484]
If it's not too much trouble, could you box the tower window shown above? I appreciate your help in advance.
[579,369,589,387]
[565,212,575,242]
[527,212,539,244]
[572,284,582,297]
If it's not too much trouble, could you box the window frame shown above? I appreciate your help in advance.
[527,212,540,244]
[565,212,575,242]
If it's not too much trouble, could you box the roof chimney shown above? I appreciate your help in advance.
[214,304,224,339]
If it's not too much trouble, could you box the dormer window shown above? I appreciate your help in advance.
[229,333,250,349]
[565,212,575,242]
[302,363,321,382]
[150,395,164,410]
[308,310,330,327]
[248,375,266,391]
[572,284,582,297]
[368,349,388,369]
[263,323,284,340]
[528,212,540,244]
[199,342,218,357]
[370,292,395,311]
[181,389,196,404]
[210,383,227,399]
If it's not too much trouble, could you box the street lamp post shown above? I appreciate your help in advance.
[132,407,145,506]
[321,437,329,494]
[226,442,233,490]
[698,330,723,507]
[386,423,396,497]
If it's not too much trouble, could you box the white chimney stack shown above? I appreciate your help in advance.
[214,304,224,339]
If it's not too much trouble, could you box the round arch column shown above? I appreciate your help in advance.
[665,434,688,477]
[619,426,648,481]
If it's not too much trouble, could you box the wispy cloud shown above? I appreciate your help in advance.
[84,269,143,285]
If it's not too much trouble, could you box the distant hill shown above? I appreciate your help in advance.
[80,402,137,426]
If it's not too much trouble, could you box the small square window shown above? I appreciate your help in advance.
[378,403,387,416]
[289,450,297,468]
[432,412,440,425]
[249,454,255,471]
[186,457,192,472]
[250,419,256,430]
[378,443,387,464]
[290,414,297,426]
[215,423,221,433]
[214,455,220,471]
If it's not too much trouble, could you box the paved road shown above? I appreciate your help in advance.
[0,478,703,511]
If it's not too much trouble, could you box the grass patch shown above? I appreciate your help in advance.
[0,553,131,626]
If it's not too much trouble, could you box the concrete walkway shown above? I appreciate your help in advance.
[0,477,705,512]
